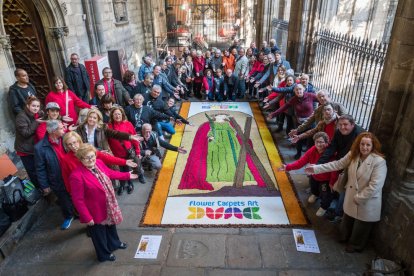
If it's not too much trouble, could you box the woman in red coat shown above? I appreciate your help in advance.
[107,107,143,195]
[45,76,91,124]
[62,131,137,193]
[70,144,137,262]
[192,50,206,99]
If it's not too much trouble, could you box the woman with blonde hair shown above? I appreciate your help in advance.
[70,143,137,262]
[306,132,387,253]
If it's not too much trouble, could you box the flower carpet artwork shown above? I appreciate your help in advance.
[141,102,308,227]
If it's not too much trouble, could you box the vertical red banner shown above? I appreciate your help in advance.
[85,56,109,98]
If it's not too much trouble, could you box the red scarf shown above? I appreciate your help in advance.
[103,79,117,102]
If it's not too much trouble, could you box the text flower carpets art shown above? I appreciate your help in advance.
[141,102,308,227]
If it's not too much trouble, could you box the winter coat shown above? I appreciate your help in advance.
[313,152,387,222]
[64,63,90,99]
[8,82,37,115]
[70,159,130,224]
[14,108,39,154]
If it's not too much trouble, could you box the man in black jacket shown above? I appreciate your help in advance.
[125,94,170,134]
[8,69,37,115]
[64,53,90,102]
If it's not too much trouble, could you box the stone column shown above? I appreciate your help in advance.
[49,26,69,76]
[369,0,414,272]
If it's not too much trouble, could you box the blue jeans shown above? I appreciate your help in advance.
[157,121,176,136]
[236,77,246,98]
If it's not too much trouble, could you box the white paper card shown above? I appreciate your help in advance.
[292,229,320,253]
[134,235,162,259]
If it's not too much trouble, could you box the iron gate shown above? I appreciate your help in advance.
[311,30,388,129]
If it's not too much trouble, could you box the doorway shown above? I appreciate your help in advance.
[3,0,54,100]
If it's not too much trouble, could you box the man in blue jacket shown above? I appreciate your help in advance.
[64,53,90,102]
[35,120,75,230]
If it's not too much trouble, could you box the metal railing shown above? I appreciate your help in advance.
[310,29,388,129]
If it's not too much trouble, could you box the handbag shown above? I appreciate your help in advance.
[1,175,24,204]
[2,189,28,222]
[333,170,348,193]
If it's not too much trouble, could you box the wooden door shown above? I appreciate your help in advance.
[3,0,54,100]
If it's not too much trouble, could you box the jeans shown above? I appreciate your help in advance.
[157,121,176,136]
[236,77,246,98]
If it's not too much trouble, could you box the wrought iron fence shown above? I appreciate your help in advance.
[310,30,388,129]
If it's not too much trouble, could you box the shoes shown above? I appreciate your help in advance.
[316,207,327,217]
[329,215,343,223]
[308,194,318,204]
[119,242,128,249]
[127,183,134,194]
[138,174,146,184]
[100,254,116,262]
[117,185,124,196]
[61,217,74,230]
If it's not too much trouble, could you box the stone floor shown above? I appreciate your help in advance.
[0,113,376,276]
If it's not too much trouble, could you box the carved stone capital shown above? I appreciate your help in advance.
[0,34,11,50]
[49,26,69,39]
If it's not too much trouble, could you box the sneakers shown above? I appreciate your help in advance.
[308,194,318,204]
[316,207,327,217]
[61,217,74,230]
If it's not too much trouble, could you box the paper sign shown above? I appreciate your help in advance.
[292,229,320,253]
[134,235,162,259]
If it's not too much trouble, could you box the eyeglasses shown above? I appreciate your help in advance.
[82,155,96,161]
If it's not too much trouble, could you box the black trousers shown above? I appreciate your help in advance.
[309,178,333,210]
[88,224,122,261]
[20,155,39,188]
[340,214,375,251]
[53,189,74,219]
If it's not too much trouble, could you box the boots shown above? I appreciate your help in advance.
[117,182,125,196]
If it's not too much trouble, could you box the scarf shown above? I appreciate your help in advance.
[90,166,123,225]
[103,79,117,102]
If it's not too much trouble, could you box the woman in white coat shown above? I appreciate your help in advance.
[306,132,387,253]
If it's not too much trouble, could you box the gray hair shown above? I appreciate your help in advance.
[152,84,162,92]
[144,73,154,80]
[141,123,152,132]
[46,119,61,134]
[316,89,330,97]
[133,93,144,100]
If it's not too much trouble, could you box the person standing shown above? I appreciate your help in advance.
[306,132,387,253]
[35,120,75,230]
[234,48,249,99]
[8,68,37,115]
[70,144,136,262]
[15,96,42,188]
[96,67,132,107]
[64,53,90,102]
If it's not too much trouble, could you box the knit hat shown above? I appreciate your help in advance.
[45,102,60,110]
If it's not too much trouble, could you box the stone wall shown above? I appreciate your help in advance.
[369,0,414,273]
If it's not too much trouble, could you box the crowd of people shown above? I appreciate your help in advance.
[7,38,387,261]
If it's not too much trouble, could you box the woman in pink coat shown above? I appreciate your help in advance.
[70,144,137,262]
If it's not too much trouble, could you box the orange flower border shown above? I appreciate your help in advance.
[140,102,308,227]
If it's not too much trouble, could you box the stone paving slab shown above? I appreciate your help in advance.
[207,269,277,276]
[258,235,288,268]
[174,227,240,235]
[166,234,226,267]
[278,270,359,276]
[227,235,262,268]
[161,267,205,276]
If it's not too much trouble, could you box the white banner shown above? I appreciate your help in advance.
[187,102,254,118]
[161,197,290,225]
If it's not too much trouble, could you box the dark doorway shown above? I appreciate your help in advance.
[3,0,54,100]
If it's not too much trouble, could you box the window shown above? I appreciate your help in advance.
[113,0,128,24]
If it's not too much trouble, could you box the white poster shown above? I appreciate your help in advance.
[134,235,162,259]
[187,102,253,118]
[292,229,320,253]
